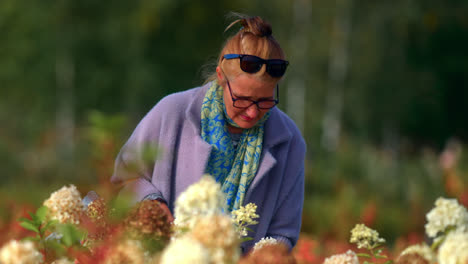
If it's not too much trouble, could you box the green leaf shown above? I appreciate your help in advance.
[40,219,58,234]
[384,260,393,264]
[22,236,41,242]
[44,239,66,256]
[246,227,254,232]
[58,224,86,247]
[375,248,383,254]
[18,217,35,226]
[20,221,39,233]
[375,254,388,259]
[241,237,254,242]
[36,206,48,223]
[357,253,372,258]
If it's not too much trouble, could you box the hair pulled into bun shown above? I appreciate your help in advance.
[226,14,273,38]
[203,13,286,84]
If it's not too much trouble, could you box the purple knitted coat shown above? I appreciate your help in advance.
[111,82,306,253]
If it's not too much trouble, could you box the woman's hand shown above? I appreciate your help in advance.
[157,201,174,223]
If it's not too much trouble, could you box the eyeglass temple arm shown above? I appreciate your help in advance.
[276,84,280,103]
[223,54,242,59]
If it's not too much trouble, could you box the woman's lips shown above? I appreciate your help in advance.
[240,115,254,121]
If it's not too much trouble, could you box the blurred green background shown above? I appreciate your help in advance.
[1,0,468,247]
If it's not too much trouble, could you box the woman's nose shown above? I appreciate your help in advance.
[245,104,260,118]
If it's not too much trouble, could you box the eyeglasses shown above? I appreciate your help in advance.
[223,54,289,78]
[226,77,279,109]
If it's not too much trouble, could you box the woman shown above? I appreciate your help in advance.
[111,14,306,253]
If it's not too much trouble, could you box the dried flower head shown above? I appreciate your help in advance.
[398,243,435,264]
[0,240,43,264]
[83,197,111,243]
[86,197,107,223]
[438,230,468,264]
[253,237,278,251]
[174,175,225,230]
[43,185,84,225]
[190,214,240,264]
[425,197,468,238]
[239,243,296,264]
[232,203,259,237]
[350,223,385,250]
[160,235,211,264]
[323,250,359,264]
[124,199,173,242]
[103,239,146,264]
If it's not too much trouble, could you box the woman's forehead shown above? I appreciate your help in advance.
[230,75,276,97]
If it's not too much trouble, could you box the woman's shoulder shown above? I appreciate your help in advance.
[132,84,208,135]
[154,85,205,111]
[145,84,208,119]
[269,108,306,149]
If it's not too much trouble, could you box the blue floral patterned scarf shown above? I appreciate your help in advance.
[201,81,270,212]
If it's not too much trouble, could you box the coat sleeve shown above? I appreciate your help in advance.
[267,164,305,249]
[110,92,185,205]
[266,130,306,249]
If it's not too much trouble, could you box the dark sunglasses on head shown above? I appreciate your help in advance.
[223,54,289,78]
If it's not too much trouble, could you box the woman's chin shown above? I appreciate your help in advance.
[235,119,258,129]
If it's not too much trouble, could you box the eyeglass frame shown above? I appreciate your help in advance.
[225,75,279,110]
[223,53,289,78]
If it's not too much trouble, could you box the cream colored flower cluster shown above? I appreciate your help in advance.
[323,250,359,264]
[232,203,259,237]
[253,237,278,251]
[173,175,225,230]
[51,258,74,264]
[0,240,43,264]
[438,230,468,264]
[43,184,84,225]
[399,243,435,263]
[160,235,210,264]
[162,214,240,264]
[165,176,241,264]
[425,197,468,238]
[103,239,146,264]
[191,214,240,264]
[350,223,385,249]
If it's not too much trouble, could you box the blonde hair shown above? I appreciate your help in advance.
[204,13,286,85]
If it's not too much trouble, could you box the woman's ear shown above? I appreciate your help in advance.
[216,66,223,83]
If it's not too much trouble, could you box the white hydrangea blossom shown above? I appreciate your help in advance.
[323,250,360,264]
[425,197,468,238]
[174,175,225,230]
[231,203,259,237]
[438,230,468,264]
[160,235,211,264]
[43,184,84,225]
[399,243,435,263]
[253,237,278,251]
[190,214,240,264]
[0,240,43,264]
[103,239,146,264]
[350,224,385,250]
[51,258,74,264]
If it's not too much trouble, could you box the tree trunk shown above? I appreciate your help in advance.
[286,0,312,134]
[56,48,75,170]
[321,0,353,152]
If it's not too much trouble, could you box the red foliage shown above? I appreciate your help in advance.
[293,235,323,264]
[0,202,37,245]
[360,201,377,227]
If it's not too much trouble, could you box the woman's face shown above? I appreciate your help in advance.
[221,72,277,130]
